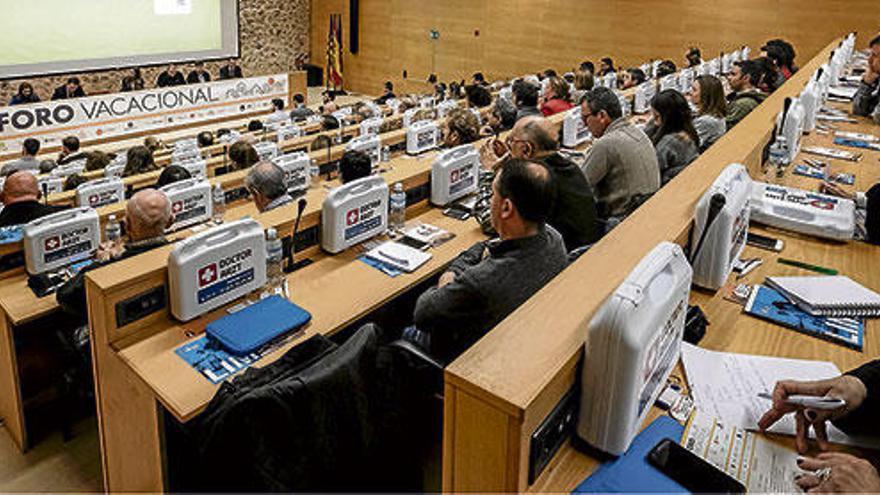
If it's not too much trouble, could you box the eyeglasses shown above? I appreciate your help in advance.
[505,135,528,147]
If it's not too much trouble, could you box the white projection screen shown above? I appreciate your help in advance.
[0,0,239,80]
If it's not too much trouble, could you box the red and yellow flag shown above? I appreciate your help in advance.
[327,14,344,89]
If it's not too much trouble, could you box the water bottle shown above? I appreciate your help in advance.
[105,214,121,243]
[389,182,407,233]
[767,136,789,182]
[381,145,391,162]
[309,159,321,188]
[264,228,286,297]
[212,184,225,224]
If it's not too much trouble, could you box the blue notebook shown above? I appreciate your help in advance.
[206,295,312,356]
[744,285,864,350]
[572,416,686,493]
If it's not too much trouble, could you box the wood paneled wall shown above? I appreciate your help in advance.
[311,0,879,95]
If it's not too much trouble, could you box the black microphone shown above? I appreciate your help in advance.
[285,198,307,273]
[690,193,727,264]
[42,182,48,205]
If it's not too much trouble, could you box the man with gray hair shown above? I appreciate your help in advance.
[246,161,293,213]
[57,189,174,323]
[579,86,660,220]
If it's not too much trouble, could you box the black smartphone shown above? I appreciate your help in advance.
[398,235,430,251]
[647,439,745,494]
[443,207,471,221]
[747,232,784,252]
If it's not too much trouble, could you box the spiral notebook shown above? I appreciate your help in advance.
[765,275,880,318]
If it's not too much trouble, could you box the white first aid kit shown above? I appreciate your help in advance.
[800,77,821,133]
[430,144,480,206]
[172,147,201,163]
[360,117,383,137]
[272,152,311,194]
[104,163,125,178]
[346,134,381,165]
[218,130,242,144]
[577,241,692,455]
[38,176,63,195]
[276,124,303,142]
[562,107,591,148]
[52,160,86,178]
[252,141,279,161]
[602,72,616,90]
[616,90,631,118]
[174,137,198,152]
[436,99,459,118]
[708,57,722,76]
[23,207,100,275]
[633,82,655,114]
[640,63,652,79]
[403,107,431,128]
[76,177,125,208]
[406,120,439,155]
[721,52,733,74]
[321,175,388,254]
[677,68,694,95]
[174,158,208,180]
[775,97,806,163]
[659,74,678,92]
[690,163,752,290]
[750,182,855,241]
[168,218,267,322]
[161,178,213,232]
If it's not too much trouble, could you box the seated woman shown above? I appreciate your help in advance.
[122,146,159,177]
[539,77,573,117]
[84,151,113,172]
[226,141,260,173]
[645,89,701,184]
[9,82,40,105]
[619,68,647,89]
[688,75,728,151]
[155,165,192,189]
[442,108,480,148]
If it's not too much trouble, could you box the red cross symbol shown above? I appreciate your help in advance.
[346,209,359,226]
[89,194,99,205]
[450,169,460,183]
[172,201,184,213]
[198,264,218,287]
[44,236,60,251]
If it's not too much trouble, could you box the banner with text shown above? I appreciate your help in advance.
[0,73,289,154]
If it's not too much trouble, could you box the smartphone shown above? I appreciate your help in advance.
[647,439,745,494]
[443,207,471,221]
[747,232,784,252]
[398,235,430,251]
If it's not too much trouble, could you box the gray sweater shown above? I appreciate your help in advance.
[414,226,568,360]
[581,117,661,219]
[693,114,726,150]
[654,133,700,184]
[853,79,880,125]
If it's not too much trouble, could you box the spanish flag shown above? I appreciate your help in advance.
[327,13,344,89]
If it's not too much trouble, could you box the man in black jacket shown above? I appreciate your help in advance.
[219,58,243,80]
[157,64,186,87]
[0,171,66,227]
[478,115,601,250]
[56,136,87,166]
[187,61,211,84]
[759,360,880,492]
[51,77,86,100]
[56,189,172,322]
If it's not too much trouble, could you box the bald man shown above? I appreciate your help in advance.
[57,189,173,323]
[478,115,600,250]
[0,171,66,227]
[245,161,293,212]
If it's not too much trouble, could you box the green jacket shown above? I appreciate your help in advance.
[725,90,767,129]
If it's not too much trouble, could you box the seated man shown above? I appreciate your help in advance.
[853,35,880,124]
[266,98,289,125]
[51,77,85,100]
[478,116,600,250]
[375,81,396,105]
[289,93,315,122]
[412,158,568,362]
[57,136,87,166]
[2,138,41,176]
[580,87,661,220]
[245,161,293,212]
[0,171,66,227]
[339,150,372,184]
[725,60,767,129]
[57,189,173,323]
[513,79,541,122]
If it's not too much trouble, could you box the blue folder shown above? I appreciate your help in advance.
[572,416,686,493]
[206,295,312,356]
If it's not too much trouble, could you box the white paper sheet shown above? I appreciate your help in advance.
[682,410,802,493]
[681,344,879,448]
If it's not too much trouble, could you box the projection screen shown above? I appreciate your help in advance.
[0,0,239,80]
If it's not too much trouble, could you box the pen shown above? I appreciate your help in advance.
[757,393,847,411]
[378,250,409,267]
[777,258,839,275]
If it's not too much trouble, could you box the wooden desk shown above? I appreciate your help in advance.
[441,35,879,492]
[88,204,485,491]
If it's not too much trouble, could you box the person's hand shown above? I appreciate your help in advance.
[820,181,855,201]
[479,125,494,137]
[864,55,880,84]
[758,375,867,453]
[438,271,456,288]
[795,453,880,493]
[479,138,508,171]
[95,240,125,262]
